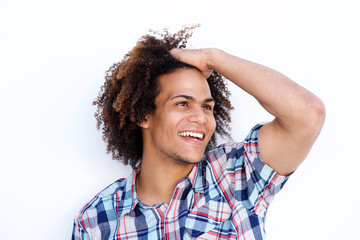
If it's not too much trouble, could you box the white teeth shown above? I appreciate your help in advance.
[178,132,204,140]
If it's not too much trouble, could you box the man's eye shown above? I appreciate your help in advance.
[177,102,187,106]
[202,105,212,110]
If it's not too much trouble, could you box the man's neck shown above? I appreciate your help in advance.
[136,157,194,206]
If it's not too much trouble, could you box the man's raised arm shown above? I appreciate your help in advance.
[171,48,326,176]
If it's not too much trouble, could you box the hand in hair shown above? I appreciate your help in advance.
[170,48,214,79]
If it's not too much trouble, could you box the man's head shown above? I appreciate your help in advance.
[139,67,216,165]
[94,25,233,169]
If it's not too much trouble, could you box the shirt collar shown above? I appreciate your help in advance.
[187,159,208,193]
[117,164,140,216]
[120,159,210,216]
[130,164,141,209]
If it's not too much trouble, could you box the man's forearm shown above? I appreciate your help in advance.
[207,48,324,131]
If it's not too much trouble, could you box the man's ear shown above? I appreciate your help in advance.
[137,116,149,129]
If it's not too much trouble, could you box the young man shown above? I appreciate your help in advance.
[72,26,325,239]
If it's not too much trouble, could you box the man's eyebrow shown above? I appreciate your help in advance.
[204,98,215,103]
[170,94,215,103]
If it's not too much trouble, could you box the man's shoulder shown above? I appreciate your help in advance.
[205,123,265,163]
[205,141,245,162]
[98,178,128,198]
[74,178,129,222]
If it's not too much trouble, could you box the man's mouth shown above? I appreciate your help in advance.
[178,131,204,140]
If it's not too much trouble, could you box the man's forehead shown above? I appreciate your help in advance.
[157,68,212,99]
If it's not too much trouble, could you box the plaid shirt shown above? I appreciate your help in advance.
[72,124,289,239]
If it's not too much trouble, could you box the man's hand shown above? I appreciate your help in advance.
[170,48,214,79]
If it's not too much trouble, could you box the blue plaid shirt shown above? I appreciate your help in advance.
[72,124,289,239]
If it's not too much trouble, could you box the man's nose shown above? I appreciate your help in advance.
[188,107,207,124]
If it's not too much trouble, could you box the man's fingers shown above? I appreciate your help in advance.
[170,48,213,79]
[169,48,183,61]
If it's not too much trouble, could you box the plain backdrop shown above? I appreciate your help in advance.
[1,0,359,239]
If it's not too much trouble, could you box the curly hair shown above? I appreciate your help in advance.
[93,25,233,169]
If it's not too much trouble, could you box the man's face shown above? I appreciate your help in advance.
[142,68,216,165]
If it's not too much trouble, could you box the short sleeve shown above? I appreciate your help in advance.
[222,123,290,217]
[242,123,289,216]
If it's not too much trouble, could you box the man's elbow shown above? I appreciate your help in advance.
[305,97,326,137]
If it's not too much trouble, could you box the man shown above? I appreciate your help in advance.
[72,26,325,239]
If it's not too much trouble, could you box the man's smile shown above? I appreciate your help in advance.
[178,131,204,140]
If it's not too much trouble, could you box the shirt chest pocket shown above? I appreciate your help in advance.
[185,195,233,238]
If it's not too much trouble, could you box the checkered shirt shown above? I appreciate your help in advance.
[72,124,289,239]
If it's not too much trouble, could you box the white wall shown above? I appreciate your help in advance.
[1,0,359,239]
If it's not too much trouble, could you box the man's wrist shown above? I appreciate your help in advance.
[206,48,224,72]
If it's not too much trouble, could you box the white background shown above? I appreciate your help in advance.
[1,0,359,239]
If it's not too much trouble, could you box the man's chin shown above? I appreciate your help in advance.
[161,147,206,166]
[172,153,204,165]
